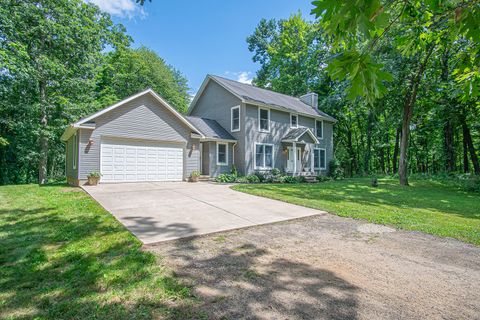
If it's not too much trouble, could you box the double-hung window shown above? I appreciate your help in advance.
[216,142,228,166]
[315,120,323,139]
[313,148,326,169]
[231,106,240,132]
[290,114,298,128]
[258,108,270,132]
[255,143,273,169]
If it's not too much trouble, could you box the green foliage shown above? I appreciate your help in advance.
[311,0,480,103]
[0,1,190,185]
[190,170,201,178]
[0,0,128,184]
[96,47,190,113]
[230,164,238,177]
[328,158,344,180]
[215,173,237,183]
[247,13,330,96]
[279,175,302,184]
[233,178,480,245]
[236,175,260,184]
[87,171,102,178]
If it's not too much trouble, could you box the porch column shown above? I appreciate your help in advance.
[293,141,297,176]
[310,145,314,173]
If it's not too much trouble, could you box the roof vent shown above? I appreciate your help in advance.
[300,93,318,109]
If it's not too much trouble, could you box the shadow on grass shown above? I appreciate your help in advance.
[0,188,200,319]
[158,239,358,319]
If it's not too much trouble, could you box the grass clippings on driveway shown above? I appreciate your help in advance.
[0,184,201,320]
[232,178,480,245]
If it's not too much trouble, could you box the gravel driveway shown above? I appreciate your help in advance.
[148,211,480,319]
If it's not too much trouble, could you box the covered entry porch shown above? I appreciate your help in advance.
[281,127,320,176]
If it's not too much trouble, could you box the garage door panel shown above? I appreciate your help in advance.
[101,138,184,183]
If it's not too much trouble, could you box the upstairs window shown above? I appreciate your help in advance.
[315,120,323,139]
[216,142,228,165]
[290,114,298,128]
[231,106,240,132]
[258,108,270,132]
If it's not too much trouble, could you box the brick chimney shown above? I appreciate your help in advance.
[300,93,318,109]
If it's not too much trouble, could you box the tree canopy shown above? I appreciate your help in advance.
[0,0,190,185]
[246,11,479,183]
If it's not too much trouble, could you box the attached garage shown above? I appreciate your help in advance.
[61,89,204,186]
[100,138,184,182]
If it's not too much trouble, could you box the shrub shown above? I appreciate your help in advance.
[190,170,200,178]
[254,170,268,182]
[465,177,480,193]
[271,168,281,176]
[316,174,331,182]
[88,171,102,178]
[230,164,238,177]
[328,158,344,180]
[280,175,301,184]
[215,173,237,183]
[246,174,260,183]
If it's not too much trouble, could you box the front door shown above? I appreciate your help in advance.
[287,147,301,173]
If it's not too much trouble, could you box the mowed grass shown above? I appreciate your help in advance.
[0,184,201,320]
[232,178,480,245]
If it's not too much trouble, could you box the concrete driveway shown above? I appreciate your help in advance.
[83,182,323,243]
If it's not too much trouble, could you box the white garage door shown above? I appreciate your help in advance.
[101,138,184,182]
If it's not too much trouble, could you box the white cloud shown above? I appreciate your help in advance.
[86,0,145,18]
[225,71,253,84]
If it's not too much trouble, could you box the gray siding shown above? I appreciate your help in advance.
[189,80,246,174]
[204,141,234,177]
[244,104,334,174]
[79,94,199,180]
[65,133,78,179]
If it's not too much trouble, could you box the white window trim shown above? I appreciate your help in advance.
[290,113,298,128]
[258,107,270,132]
[254,142,274,170]
[73,133,78,170]
[314,147,326,170]
[216,142,228,166]
[315,120,324,139]
[231,105,240,132]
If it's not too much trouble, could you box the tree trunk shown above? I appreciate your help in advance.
[463,130,469,173]
[364,110,374,174]
[444,118,455,172]
[440,48,456,172]
[392,126,400,173]
[398,45,435,186]
[38,80,48,185]
[460,109,480,175]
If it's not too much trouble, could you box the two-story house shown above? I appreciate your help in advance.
[61,75,336,185]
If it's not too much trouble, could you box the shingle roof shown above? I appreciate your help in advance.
[185,116,236,141]
[282,127,319,143]
[210,75,336,122]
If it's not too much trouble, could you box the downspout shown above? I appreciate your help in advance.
[232,141,237,167]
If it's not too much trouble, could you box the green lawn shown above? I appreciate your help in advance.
[232,178,480,246]
[0,184,200,320]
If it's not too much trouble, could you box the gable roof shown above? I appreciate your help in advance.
[282,127,319,144]
[61,89,204,141]
[185,116,236,141]
[189,75,337,122]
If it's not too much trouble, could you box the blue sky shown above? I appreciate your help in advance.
[89,0,314,95]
